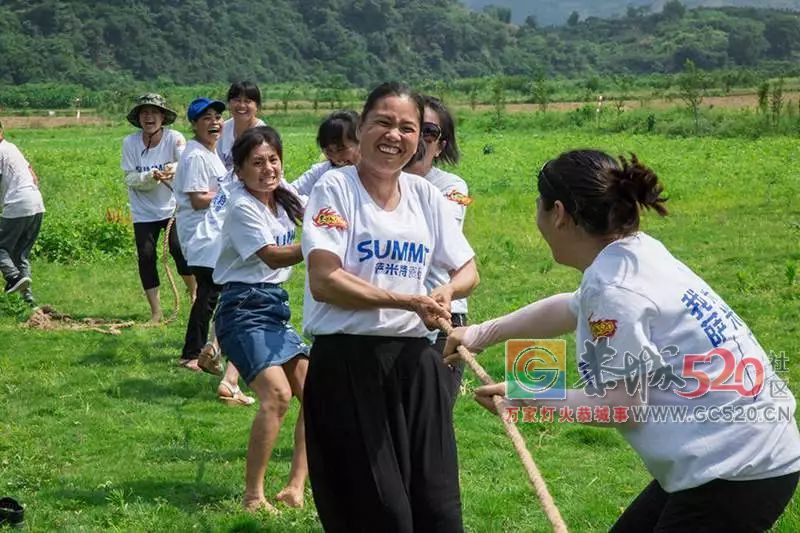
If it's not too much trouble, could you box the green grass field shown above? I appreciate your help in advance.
[2,116,799,531]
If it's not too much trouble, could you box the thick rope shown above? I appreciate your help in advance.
[437,317,568,533]
[160,215,181,325]
[24,305,135,335]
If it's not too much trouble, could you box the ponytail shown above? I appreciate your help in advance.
[604,154,668,235]
[275,185,304,226]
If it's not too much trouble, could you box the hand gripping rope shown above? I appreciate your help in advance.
[437,317,568,533]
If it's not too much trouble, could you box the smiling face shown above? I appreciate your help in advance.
[228,95,259,124]
[138,105,165,135]
[358,95,420,175]
[323,140,360,167]
[191,108,224,149]
[237,141,282,199]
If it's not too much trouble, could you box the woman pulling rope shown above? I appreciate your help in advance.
[443,150,800,531]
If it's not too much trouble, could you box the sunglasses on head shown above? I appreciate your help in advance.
[421,122,442,143]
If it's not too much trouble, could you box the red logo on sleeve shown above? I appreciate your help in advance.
[445,190,473,206]
[589,317,618,339]
[312,207,348,230]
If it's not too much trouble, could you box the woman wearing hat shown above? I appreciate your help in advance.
[122,93,196,323]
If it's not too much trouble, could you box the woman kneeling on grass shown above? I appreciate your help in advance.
[212,126,309,512]
[445,149,800,532]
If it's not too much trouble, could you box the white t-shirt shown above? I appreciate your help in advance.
[423,167,471,315]
[289,161,333,199]
[216,117,266,171]
[213,182,300,285]
[173,140,228,266]
[570,232,800,492]
[301,166,475,338]
[121,129,186,223]
[0,139,45,219]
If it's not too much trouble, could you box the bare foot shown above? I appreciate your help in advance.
[275,486,304,508]
[149,312,163,324]
[243,497,278,514]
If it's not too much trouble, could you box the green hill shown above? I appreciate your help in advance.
[463,0,800,25]
[1,0,799,89]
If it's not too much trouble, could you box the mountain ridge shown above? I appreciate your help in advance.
[463,0,800,25]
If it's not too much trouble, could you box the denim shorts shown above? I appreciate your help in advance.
[215,282,309,384]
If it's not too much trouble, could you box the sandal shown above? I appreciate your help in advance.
[178,358,202,372]
[197,343,223,376]
[218,381,256,406]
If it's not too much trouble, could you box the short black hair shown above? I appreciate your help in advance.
[226,81,262,108]
[317,110,359,149]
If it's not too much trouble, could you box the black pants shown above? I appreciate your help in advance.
[0,213,42,303]
[304,334,463,533]
[180,266,220,360]
[611,472,799,532]
[431,313,467,406]
[133,219,190,290]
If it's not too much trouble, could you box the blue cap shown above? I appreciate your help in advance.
[187,97,226,122]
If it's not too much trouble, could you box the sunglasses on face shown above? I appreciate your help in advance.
[421,122,442,143]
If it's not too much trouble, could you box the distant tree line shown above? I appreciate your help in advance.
[0,0,798,89]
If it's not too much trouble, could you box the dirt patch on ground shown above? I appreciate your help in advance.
[24,305,135,335]
[3,90,797,127]
[461,91,800,113]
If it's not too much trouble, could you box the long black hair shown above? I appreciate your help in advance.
[423,95,460,166]
[231,126,304,225]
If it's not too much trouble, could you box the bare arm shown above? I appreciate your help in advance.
[430,257,480,311]
[188,190,215,210]
[255,243,303,270]
[29,165,40,187]
[307,249,450,328]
